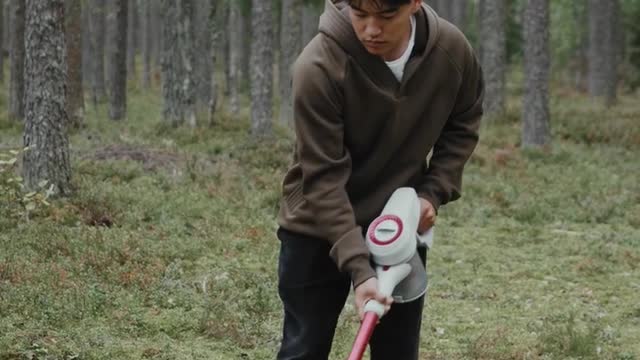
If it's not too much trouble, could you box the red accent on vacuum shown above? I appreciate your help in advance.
[367,214,403,246]
[347,312,379,360]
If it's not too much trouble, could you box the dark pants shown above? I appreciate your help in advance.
[276,227,427,360]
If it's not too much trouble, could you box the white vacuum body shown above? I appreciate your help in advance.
[365,187,430,304]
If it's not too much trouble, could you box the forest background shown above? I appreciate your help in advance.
[0,0,639,359]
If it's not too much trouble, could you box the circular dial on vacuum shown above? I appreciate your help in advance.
[368,215,403,246]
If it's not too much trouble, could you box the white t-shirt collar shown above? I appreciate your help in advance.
[385,15,416,82]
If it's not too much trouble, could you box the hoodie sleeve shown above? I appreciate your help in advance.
[417,43,484,210]
[291,52,376,288]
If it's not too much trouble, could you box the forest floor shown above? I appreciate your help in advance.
[1,82,639,359]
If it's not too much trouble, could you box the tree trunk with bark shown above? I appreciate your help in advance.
[431,0,450,19]
[162,0,181,125]
[222,0,230,97]
[161,0,197,127]
[141,0,151,88]
[588,0,619,106]
[208,0,220,125]
[522,0,550,148]
[195,0,212,114]
[571,1,588,92]
[181,0,196,127]
[250,0,273,137]
[2,1,7,58]
[227,0,241,114]
[81,3,92,88]
[9,0,25,121]
[588,0,607,98]
[0,1,4,83]
[301,2,320,47]
[91,0,106,103]
[108,0,127,120]
[23,0,72,196]
[279,0,302,126]
[604,0,620,106]
[127,0,137,79]
[479,0,506,117]
[450,0,468,31]
[65,0,84,129]
[240,7,251,92]
[152,1,162,71]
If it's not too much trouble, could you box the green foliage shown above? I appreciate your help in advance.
[505,0,523,63]
[623,0,640,89]
[1,77,639,359]
[550,0,586,73]
[539,313,601,358]
[0,148,54,227]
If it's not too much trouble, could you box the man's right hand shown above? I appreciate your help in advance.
[354,277,393,321]
[418,197,436,233]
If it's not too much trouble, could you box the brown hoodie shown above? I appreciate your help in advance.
[277,0,484,287]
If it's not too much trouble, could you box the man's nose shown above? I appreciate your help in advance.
[364,20,382,37]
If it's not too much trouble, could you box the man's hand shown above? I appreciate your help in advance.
[418,197,436,233]
[354,277,393,321]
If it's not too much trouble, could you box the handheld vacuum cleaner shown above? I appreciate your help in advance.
[347,187,433,360]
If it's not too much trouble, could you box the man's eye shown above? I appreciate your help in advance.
[354,12,367,18]
[381,12,396,19]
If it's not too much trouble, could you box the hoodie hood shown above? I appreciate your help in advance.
[318,0,440,85]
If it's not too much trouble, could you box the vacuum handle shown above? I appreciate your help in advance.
[377,263,411,296]
[348,263,413,359]
[347,312,379,360]
[362,263,411,317]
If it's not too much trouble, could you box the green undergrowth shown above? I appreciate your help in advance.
[0,83,638,359]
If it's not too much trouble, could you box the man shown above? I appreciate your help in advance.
[276,0,484,358]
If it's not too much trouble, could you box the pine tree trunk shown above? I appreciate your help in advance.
[572,1,588,92]
[108,0,127,120]
[82,3,92,89]
[241,9,251,91]
[23,0,72,196]
[444,1,454,21]
[479,0,506,117]
[161,0,196,127]
[141,0,151,89]
[2,2,7,59]
[152,1,162,71]
[301,2,319,47]
[161,0,181,125]
[0,2,4,84]
[588,0,619,106]
[450,0,468,31]
[588,0,606,98]
[91,0,106,103]
[222,0,231,97]
[0,0,6,76]
[604,0,619,106]
[476,0,484,60]
[65,0,84,129]
[9,0,25,121]
[195,0,212,114]
[250,0,273,137]
[227,0,241,114]
[429,0,440,14]
[432,0,450,19]
[522,0,550,148]
[127,0,137,79]
[279,0,302,126]
[181,0,197,127]
[208,0,220,125]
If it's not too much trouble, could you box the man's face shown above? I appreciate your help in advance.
[348,0,421,61]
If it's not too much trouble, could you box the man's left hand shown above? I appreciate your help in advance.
[418,198,436,233]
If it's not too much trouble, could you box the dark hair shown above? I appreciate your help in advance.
[346,0,412,10]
